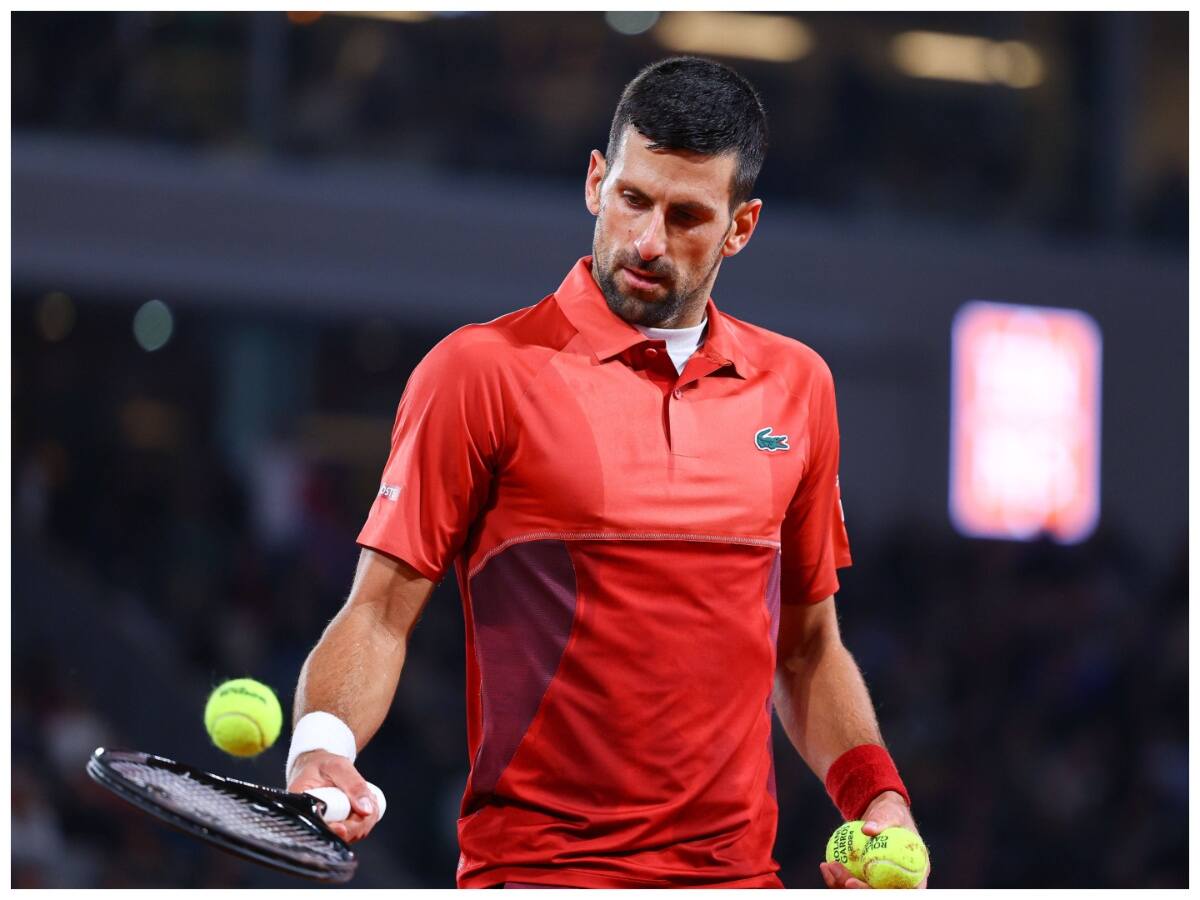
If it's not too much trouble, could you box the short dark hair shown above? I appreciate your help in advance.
[605,56,769,208]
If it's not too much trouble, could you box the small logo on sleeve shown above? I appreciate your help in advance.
[379,482,402,502]
[754,427,790,452]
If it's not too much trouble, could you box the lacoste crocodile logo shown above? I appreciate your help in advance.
[754,427,790,452]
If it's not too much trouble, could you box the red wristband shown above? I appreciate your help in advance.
[824,744,910,821]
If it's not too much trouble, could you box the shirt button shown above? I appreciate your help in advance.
[645,347,659,358]
[672,388,684,399]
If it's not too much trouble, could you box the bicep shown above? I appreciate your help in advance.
[776,594,839,672]
[344,547,436,642]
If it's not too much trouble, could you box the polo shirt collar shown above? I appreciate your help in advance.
[555,256,750,377]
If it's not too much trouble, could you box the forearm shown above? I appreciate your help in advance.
[772,628,883,782]
[292,548,433,750]
[294,602,407,749]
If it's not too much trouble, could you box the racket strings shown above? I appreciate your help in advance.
[110,759,345,866]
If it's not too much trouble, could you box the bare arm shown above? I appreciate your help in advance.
[772,595,881,780]
[287,547,435,841]
[294,547,433,740]
[774,596,927,889]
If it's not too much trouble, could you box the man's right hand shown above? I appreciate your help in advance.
[287,750,381,843]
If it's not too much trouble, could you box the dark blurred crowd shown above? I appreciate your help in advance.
[11,294,1187,888]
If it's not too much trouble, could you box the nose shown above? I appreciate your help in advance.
[633,210,667,262]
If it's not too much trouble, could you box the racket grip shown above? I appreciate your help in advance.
[306,783,386,823]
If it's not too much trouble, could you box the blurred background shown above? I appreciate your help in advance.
[10,10,1187,889]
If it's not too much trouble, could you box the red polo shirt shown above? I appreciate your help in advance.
[358,257,851,888]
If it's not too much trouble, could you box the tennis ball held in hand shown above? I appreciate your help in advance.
[825,820,870,881]
[861,826,929,889]
[826,821,928,888]
[204,678,283,757]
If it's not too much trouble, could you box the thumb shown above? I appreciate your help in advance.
[333,771,376,818]
[311,756,376,819]
[351,787,377,818]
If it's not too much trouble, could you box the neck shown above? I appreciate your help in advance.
[655,307,707,329]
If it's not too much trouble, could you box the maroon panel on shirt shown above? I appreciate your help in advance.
[765,550,782,646]
[468,540,578,797]
[765,551,781,801]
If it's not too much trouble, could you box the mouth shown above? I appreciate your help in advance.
[621,266,667,292]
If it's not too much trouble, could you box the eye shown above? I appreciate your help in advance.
[622,192,647,208]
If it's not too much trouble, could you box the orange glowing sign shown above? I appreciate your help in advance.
[949,301,1102,543]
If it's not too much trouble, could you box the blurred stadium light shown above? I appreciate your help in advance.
[132,299,174,353]
[289,11,435,25]
[34,291,76,343]
[654,12,814,63]
[891,30,1045,88]
[949,302,1102,544]
[604,11,660,37]
[332,11,435,24]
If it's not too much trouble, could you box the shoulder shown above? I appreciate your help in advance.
[409,294,575,393]
[720,312,835,395]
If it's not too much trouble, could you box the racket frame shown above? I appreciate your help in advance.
[86,747,358,883]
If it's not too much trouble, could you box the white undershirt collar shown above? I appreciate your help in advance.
[634,318,708,374]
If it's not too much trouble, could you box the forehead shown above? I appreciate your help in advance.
[609,126,736,208]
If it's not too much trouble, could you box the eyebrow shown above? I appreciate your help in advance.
[616,180,720,219]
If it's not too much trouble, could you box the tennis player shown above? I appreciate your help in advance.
[286,56,927,889]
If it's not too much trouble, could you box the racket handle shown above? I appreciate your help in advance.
[305,783,387,823]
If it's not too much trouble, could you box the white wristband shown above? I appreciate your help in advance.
[285,711,358,785]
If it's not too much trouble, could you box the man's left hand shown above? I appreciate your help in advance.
[818,791,930,889]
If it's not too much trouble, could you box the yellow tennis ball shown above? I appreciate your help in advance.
[204,678,283,758]
[825,820,870,881]
[860,826,929,889]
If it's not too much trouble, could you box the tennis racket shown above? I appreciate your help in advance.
[85,747,386,883]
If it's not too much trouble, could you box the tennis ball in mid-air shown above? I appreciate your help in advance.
[204,678,283,757]
[825,820,870,881]
[860,826,929,889]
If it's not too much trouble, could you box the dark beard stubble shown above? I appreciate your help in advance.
[592,239,724,328]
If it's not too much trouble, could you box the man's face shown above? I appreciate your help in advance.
[585,127,756,328]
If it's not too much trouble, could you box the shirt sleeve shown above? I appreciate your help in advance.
[357,331,507,582]
[779,363,852,604]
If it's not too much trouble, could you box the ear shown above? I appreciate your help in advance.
[585,150,606,216]
[721,199,763,258]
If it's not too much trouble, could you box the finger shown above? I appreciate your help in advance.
[340,813,379,844]
[351,788,378,819]
[861,819,885,836]
[324,767,376,820]
[844,877,870,889]
[328,812,376,844]
[827,862,856,887]
[819,863,837,889]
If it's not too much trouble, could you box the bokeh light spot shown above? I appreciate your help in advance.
[133,300,174,352]
[35,291,76,342]
[605,11,660,36]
